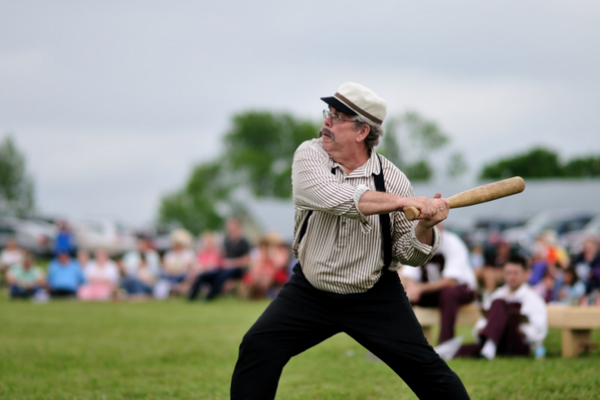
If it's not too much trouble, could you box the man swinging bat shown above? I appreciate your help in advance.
[231,82,471,399]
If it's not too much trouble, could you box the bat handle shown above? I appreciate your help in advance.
[404,206,420,221]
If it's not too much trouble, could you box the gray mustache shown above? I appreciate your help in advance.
[320,128,336,142]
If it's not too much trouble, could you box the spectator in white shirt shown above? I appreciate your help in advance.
[401,227,477,345]
[443,254,548,360]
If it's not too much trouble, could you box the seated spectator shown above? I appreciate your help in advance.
[528,239,550,286]
[120,237,161,297]
[438,255,547,360]
[239,235,275,299]
[556,266,586,304]
[268,233,291,296]
[188,218,250,302]
[469,244,485,270]
[6,252,46,299]
[572,237,600,293]
[154,229,195,299]
[178,232,222,295]
[1,237,23,273]
[125,253,159,297]
[47,251,85,298]
[401,226,477,345]
[533,269,555,303]
[475,241,511,296]
[78,249,120,301]
[161,229,195,284]
[76,249,91,269]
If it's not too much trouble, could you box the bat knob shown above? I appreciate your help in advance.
[404,206,420,221]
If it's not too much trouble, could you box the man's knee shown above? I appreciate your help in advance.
[439,285,460,303]
[489,298,507,310]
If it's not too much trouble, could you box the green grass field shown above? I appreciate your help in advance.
[1,295,599,400]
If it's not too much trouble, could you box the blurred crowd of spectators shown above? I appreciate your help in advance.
[1,218,295,303]
[470,230,600,306]
[2,216,599,308]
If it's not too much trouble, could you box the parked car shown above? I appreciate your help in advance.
[68,217,137,257]
[0,217,57,256]
[465,216,528,249]
[502,210,595,250]
[560,214,600,256]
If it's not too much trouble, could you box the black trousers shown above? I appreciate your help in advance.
[231,264,470,399]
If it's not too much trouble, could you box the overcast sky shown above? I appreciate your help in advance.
[1,1,599,226]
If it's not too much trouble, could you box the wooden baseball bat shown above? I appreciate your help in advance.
[404,176,526,221]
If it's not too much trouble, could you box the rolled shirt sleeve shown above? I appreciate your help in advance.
[389,176,441,268]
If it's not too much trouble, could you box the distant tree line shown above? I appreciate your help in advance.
[159,110,466,234]
[479,147,600,180]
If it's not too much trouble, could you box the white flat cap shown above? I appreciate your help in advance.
[321,82,387,125]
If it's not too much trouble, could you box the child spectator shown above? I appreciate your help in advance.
[47,252,85,298]
[533,269,555,303]
[78,249,120,301]
[6,252,46,299]
[556,266,586,304]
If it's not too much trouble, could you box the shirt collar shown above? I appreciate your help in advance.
[329,148,381,178]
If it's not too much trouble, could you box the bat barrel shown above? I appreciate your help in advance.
[403,176,526,221]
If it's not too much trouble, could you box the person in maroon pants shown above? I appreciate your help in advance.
[401,227,478,345]
[439,255,548,360]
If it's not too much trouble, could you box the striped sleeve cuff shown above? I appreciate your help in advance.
[352,184,371,233]
[408,225,441,256]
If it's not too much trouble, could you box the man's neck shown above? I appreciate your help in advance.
[334,148,370,174]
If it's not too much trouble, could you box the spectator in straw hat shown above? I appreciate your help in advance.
[231,82,469,399]
[161,229,195,285]
[153,229,195,299]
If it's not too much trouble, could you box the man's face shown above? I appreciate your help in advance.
[320,107,365,158]
[503,262,528,291]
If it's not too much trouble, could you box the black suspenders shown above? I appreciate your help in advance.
[373,155,392,271]
[298,155,393,272]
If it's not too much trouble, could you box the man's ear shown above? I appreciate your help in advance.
[356,124,370,143]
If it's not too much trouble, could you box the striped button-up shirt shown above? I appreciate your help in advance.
[292,138,441,294]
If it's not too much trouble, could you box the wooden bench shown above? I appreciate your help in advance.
[413,304,481,345]
[547,305,600,357]
[413,304,600,358]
